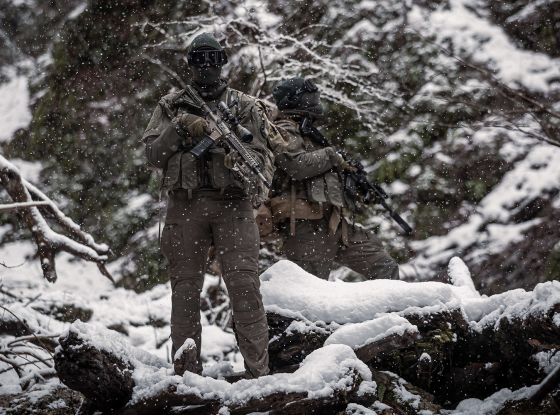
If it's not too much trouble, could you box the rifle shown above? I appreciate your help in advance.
[300,117,413,235]
[184,85,272,188]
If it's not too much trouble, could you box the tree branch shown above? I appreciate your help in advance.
[0,155,113,283]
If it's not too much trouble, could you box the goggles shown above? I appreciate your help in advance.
[294,79,319,95]
[187,49,228,67]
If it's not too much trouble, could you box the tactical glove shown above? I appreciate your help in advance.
[224,151,241,170]
[326,147,358,172]
[173,113,210,139]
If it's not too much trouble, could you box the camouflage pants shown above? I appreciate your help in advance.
[282,217,399,281]
[162,190,269,377]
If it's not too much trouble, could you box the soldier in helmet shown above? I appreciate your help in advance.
[141,33,284,378]
[269,77,399,281]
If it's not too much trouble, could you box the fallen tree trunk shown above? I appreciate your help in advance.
[54,323,374,414]
[53,280,560,414]
[267,302,560,408]
[267,313,334,371]
[54,330,134,411]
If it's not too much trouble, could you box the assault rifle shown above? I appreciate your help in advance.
[184,85,271,188]
[300,118,413,235]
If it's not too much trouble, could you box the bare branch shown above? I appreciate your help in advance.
[0,155,113,283]
[0,261,25,269]
[0,201,50,212]
[140,53,186,88]
[0,354,24,377]
[0,305,55,357]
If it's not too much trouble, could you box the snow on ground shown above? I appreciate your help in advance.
[0,68,32,142]
[446,384,538,415]
[62,319,371,408]
[532,349,560,375]
[324,314,418,349]
[2,243,559,410]
[0,239,239,394]
[261,260,480,324]
[262,259,560,332]
[129,342,371,406]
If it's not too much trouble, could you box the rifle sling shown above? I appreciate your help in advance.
[290,182,296,236]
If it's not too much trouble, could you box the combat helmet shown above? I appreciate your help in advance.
[187,32,228,67]
[272,77,323,117]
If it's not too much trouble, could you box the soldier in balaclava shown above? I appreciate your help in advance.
[141,33,284,378]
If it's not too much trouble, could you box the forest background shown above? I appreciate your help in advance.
[0,0,559,413]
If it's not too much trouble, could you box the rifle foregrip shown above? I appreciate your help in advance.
[190,135,214,159]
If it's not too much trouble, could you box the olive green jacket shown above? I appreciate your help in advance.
[142,86,285,206]
[271,117,357,214]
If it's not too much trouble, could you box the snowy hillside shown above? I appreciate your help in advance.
[1,0,559,413]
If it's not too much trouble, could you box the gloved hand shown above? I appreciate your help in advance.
[173,113,210,139]
[224,151,241,170]
[326,147,358,173]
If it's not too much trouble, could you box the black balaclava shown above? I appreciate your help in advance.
[191,63,222,88]
[187,33,228,100]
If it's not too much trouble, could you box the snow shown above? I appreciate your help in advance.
[449,385,538,414]
[408,0,560,92]
[202,326,238,363]
[480,145,560,221]
[392,377,421,409]
[173,338,195,362]
[8,0,35,5]
[68,3,87,19]
[5,159,42,183]
[346,403,378,414]
[0,236,243,390]
[325,315,418,349]
[506,0,560,24]
[48,399,67,409]
[419,353,432,363]
[261,260,480,324]
[262,259,560,335]
[465,281,560,331]
[234,0,282,27]
[60,320,169,369]
[356,380,377,397]
[0,239,113,297]
[1,0,558,410]
[532,350,560,375]
[447,257,478,295]
[407,143,560,278]
[130,343,371,406]
[1,240,559,409]
[0,70,32,142]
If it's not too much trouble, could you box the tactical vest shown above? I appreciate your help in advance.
[267,117,357,240]
[270,118,357,212]
[157,88,275,206]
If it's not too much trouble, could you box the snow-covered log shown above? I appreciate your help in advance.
[54,321,371,414]
[54,329,135,411]
[262,260,560,405]
[51,260,560,413]
[0,155,112,282]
